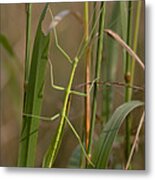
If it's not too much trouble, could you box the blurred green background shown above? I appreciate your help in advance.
[0,1,144,168]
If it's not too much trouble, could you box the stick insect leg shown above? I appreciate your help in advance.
[48,8,72,64]
[48,59,65,91]
[70,78,99,97]
[23,113,60,122]
[70,91,87,97]
[65,116,95,167]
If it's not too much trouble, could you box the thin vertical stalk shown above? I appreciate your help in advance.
[91,2,97,73]
[84,2,91,165]
[88,2,106,159]
[23,3,32,113]
[130,1,142,94]
[18,3,32,166]
[124,0,142,164]
[124,1,132,89]
[25,3,32,84]
[124,1,133,163]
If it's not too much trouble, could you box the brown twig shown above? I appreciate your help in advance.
[84,2,91,157]
[74,81,144,92]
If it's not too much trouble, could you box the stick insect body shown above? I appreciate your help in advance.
[41,7,99,167]
[43,57,85,167]
[23,7,98,168]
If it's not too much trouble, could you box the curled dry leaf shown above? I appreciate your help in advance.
[104,29,145,70]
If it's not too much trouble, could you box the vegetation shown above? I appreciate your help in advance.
[0,1,144,169]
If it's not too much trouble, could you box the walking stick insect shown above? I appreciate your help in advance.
[23,7,99,168]
[20,3,144,168]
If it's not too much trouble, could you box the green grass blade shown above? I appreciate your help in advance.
[18,4,50,167]
[91,100,144,169]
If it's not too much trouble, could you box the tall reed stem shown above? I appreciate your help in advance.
[25,3,32,84]
[124,1,132,163]
[124,1,142,164]
[23,3,32,112]
[18,3,32,166]
[130,1,142,93]
[84,2,91,166]
[88,2,106,159]
[91,2,97,70]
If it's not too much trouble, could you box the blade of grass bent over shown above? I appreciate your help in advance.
[90,100,144,169]
[18,4,50,167]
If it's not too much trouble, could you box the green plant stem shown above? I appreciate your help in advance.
[125,1,142,165]
[88,1,106,159]
[91,2,97,67]
[18,3,32,167]
[23,3,32,114]
[130,1,142,93]
[25,3,32,84]
[124,1,133,163]
[125,1,132,87]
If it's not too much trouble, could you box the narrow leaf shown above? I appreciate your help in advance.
[119,1,128,41]
[18,4,50,167]
[91,100,144,169]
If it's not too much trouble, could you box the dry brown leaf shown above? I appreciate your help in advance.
[104,29,145,70]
